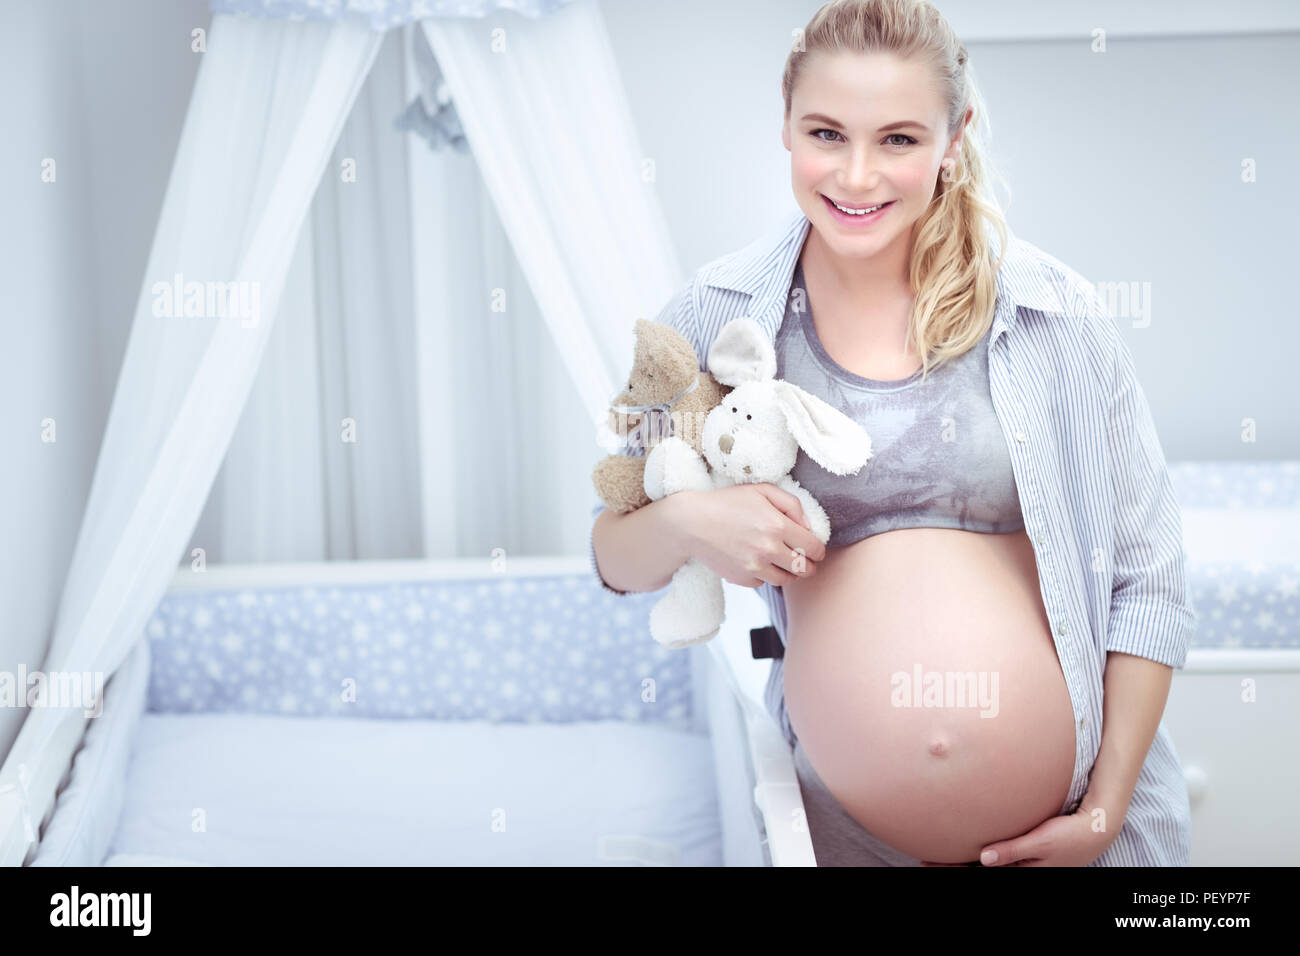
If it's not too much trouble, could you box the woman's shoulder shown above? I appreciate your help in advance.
[654,250,774,368]
[998,233,1100,319]
[650,210,808,355]
[998,234,1125,367]
[989,232,1144,406]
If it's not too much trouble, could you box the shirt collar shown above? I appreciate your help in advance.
[702,206,1068,344]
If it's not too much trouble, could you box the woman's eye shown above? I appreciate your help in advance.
[812,129,915,146]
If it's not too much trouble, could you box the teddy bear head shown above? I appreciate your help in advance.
[606,317,704,441]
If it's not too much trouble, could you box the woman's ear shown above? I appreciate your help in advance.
[707,317,776,387]
[772,381,873,476]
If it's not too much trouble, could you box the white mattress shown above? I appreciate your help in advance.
[106,714,721,866]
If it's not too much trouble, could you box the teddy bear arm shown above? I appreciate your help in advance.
[592,454,651,513]
[658,436,712,496]
[643,441,670,501]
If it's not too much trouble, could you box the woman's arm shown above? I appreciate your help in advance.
[1078,283,1196,828]
[1078,652,1172,828]
[1094,289,1195,668]
[589,278,704,596]
[592,493,696,594]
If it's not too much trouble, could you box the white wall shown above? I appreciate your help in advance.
[0,0,209,765]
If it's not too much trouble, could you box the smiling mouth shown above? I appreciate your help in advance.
[823,194,895,215]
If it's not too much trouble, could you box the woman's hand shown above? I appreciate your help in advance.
[920,800,1121,867]
[673,483,827,588]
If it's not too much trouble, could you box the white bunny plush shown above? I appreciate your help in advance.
[642,316,874,649]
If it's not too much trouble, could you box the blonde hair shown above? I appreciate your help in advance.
[781,0,1011,384]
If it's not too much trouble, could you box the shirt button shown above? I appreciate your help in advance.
[1035,532,1045,545]
[1057,620,1068,636]
[1078,716,1087,729]
[1014,430,1026,442]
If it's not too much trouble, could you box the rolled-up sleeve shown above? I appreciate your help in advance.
[1098,300,1196,668]
[589,279,700,596]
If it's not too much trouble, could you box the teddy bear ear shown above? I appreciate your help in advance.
[707,317,775,386]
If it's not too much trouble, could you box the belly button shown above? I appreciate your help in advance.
[928,738,949,758]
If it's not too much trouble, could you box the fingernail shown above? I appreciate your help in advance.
[980,849,998,865]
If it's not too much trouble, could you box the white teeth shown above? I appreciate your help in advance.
[830,198,887,215]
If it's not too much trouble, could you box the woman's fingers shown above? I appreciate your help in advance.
[780,536,819,576]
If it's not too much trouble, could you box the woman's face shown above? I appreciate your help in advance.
[782,50,967,264]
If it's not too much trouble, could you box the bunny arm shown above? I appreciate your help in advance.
[775,474,832,546]
[644,436,713,501]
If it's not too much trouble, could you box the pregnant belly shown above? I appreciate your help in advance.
[782,527,1077,864]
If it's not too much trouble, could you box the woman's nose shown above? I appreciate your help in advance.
[843,147,880,193]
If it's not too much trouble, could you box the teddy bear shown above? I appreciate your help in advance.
[590,317,728,514]
[641,315,874,649]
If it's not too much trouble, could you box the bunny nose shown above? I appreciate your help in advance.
[718,433,734,454]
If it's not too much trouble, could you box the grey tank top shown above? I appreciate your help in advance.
[776,261,1025,547]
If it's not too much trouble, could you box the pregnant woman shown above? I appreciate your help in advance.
[592,0,1193,866]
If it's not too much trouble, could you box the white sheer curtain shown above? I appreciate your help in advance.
[0,13,383,865]
[416,0,710,786]
[195,23,600,563]
[409,155,603,557]
[420,0,685,429]
[194,28,424,563]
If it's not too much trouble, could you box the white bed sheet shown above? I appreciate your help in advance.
[107,714,721,866]
[1181,507,1300,563]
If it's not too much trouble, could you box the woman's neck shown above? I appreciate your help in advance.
[799,226,916,338]
[801,227,912,305]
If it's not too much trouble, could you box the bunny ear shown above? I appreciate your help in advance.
[707,317,776,387]
[772,381,873,475]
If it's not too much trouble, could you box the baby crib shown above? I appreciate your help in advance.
[22,555,810,867]
[17,461,1300,866]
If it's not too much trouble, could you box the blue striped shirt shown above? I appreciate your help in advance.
[590,206,1196,865]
